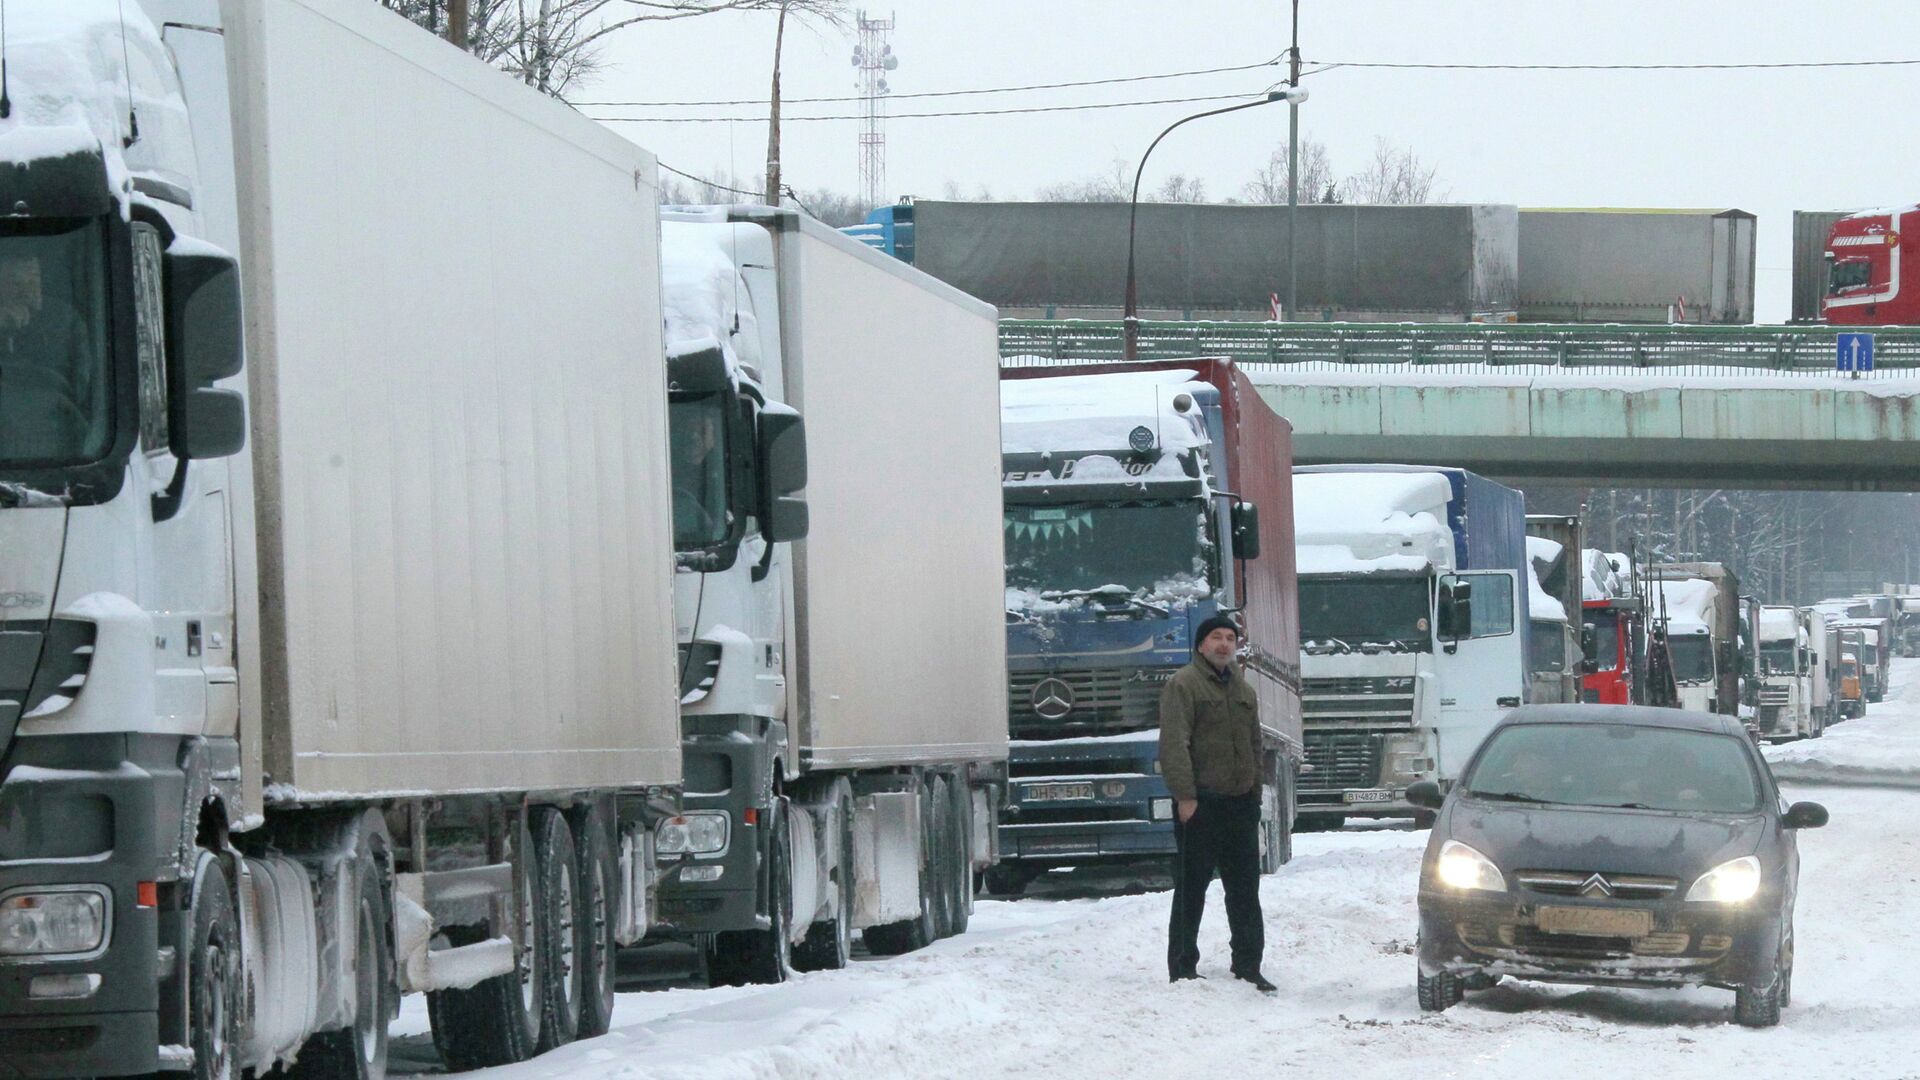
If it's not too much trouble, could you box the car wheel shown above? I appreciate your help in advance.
[1778,924,1795,1008]
[1416,968,1464,1012]
[1734,979,1781,1027]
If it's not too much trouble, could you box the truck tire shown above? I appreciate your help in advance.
[792,787,854,972]
[927,776,956,940]
[981,863,1035,898]
[429,817,544,1069]
[863,779,938,956]
[530,809,583,1051]
[708,799,792,986]
[567,805,619,1039]
[946,777,973,936]
[289,843,392,1080]
[188,855,243,1080]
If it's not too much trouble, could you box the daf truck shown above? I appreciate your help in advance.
[991,360,1302,891]
[1754,605,1818,741]
[653,208,1008,980]
[1292,466,1529,824]
[2,2,684,1077]
[1648,564,1743,720]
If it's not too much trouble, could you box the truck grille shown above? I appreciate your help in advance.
[1008,667,1166,738]
[1302,676,1415,725]
[1759,687,1791,705]
[1302,729,1386,790]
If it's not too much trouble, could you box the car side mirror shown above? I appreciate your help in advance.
[1405,780,1445,810]
[757,405,808,543]
[164,247,246,459]
[1782,801,1828,830]
[1230,501,1261,561]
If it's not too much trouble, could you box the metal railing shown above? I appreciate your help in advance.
[999,320,1920,380]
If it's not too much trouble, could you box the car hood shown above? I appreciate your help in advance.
[1442,798,1769,880]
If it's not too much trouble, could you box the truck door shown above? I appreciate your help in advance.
[1433,570,1525,779]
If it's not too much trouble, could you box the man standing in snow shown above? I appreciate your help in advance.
[1159,614,1275,992]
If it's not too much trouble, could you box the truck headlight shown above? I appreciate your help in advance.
[0,889,109,957]
[1434,841,1506,893]
[656,812,730,856]
[1685,855,1761,903]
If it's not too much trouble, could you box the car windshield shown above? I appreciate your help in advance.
[1299,576,1431,650]
[1465,722,1762,814]
[1003,501,1209,595]
[0,218,114,467]
[1669,635,1714,684]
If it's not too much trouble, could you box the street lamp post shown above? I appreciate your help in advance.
[1123,87,1306,362]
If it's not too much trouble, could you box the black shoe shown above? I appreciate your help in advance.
[1170,970,1205,983]
[1234,970,1277,993]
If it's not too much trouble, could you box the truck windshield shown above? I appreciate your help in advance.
[1003,501,1207,596]
[1669,636,1714,684]
[1828,257,1872,293]
[668,393,730,550]
[1584,609,1620,671]
[1530,620,1567,672]
[0,218,114,468]
[1298,576,1430,651]
[1466,723,1761,814]
[1760,644,1797,675]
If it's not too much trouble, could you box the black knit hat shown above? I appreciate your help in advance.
[1193,614,1242,650]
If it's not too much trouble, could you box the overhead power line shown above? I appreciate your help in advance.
[572,55,1282,108]
[590,91,1272,124]
[1308,56,1920,71]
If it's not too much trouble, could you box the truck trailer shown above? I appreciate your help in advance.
[1291,466,1529,823]
[653,208,1008,980]
[1516,208,1756,324]
[992,360,1302,890]
[2,2,684,1076]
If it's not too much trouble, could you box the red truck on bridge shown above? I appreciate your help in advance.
[1823,204,1918,324]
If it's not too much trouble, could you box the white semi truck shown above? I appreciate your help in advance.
[1754,605,1819,741]
[652,208,1008,983]
[2,2,685,1077]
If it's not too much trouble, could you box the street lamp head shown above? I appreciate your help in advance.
[1268,86,1309,105]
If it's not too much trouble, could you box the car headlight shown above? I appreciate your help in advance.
[656,812,730,856]
[0,890,109,957]
[1433,840,1506,893]
[1685,855,1762,903]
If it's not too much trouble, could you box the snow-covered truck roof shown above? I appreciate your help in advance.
[1292,469,1455,576]
[1528,559,1567,623]
[1000,368,1212,456]
[1759,606,1801,644]
[1656,577,1719,635]
[1581,548,1632,601]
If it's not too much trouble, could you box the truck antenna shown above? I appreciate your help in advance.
[2,0,13,120]
[116,0,140,145]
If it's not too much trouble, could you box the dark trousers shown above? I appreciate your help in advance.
[1167,789,1265,979]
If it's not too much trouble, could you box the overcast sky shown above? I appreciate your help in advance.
[590,2,1920,322]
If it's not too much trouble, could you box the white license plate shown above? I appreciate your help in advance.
[1025,782,1096,802]
[1343,789,1395,804]
[1536,905,1654,938]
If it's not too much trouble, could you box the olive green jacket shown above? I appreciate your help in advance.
[1158,656,1262,802]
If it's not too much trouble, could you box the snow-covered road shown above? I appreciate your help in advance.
[396,663,1920,1080]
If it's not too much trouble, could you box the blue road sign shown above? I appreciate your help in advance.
[1838,332,1876,372]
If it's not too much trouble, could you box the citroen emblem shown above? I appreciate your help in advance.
[1031,677,1075,720]
[1579,873,1614,899]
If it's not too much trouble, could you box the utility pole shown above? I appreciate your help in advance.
[446,0,469,49]
[765,1,790,205]
[1284,0,1301,322]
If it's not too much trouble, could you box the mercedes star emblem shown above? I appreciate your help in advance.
[1030,677,1075,720]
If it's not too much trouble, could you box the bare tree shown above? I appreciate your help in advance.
[1243,138,1335,205]
[1034,158,1133,203]
[938,180,995,202]
[1153,174,1208,204]
[1339,137,1443,205]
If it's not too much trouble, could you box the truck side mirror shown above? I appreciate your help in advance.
[164,248,246,459]
[757,405,808,543]
[1579,622,1597,658]
[1230,501,1261,561]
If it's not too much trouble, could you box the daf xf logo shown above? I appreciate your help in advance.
[1030,677,1075,720]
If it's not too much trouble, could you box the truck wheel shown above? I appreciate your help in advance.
[290,844,392,1080]
[793,788,854,972]
[531,809,583,1051]
[946,777,973,936]
[928,776,956,940]
[567,805,619,1039]
[709,799,792,985]
[863,780,938,956]
[429,817,544,1069]
[188,856,242,1080]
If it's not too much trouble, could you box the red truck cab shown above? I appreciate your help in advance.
[1824,204,1918,325]
[1580,598,1636,704]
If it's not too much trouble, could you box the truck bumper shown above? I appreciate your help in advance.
[0,735,183,1079]
[651,721,769,938]
[999,819,1176,866]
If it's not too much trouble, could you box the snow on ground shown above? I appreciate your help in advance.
[397,664,1920,1080]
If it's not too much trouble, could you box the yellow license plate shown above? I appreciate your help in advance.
[1536,906,1654,938]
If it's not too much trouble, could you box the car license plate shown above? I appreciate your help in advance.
[1343,789,1394,804]
[1536,906,1654,938]
[1025,782,1095,802]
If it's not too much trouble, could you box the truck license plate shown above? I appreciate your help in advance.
[1343,789,1394,804]
[1536,906,1654,938]
[1025,782,1095,802]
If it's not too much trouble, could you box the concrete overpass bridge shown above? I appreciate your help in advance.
[999,321,1920,490]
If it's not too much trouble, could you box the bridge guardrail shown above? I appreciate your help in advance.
[999,320,1920,379]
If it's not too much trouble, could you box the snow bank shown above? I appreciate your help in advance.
[1001,369,1211,456]
[1294,470,1454,575]
[1766,659,1920,789]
